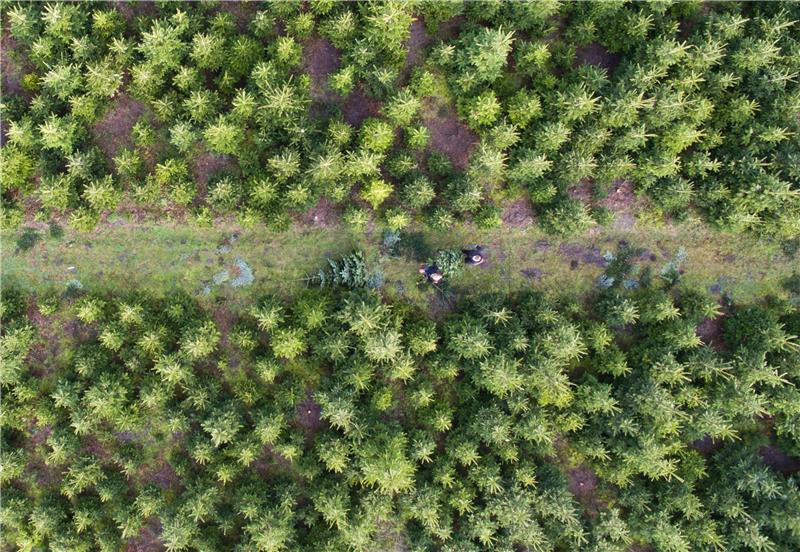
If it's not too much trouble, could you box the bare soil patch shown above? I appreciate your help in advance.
[689,435,723,457]
[559,243,606,267]
[568,180,594,204]
[422,99,478,171]
[295,197,341,228]
[599,180,643,230]
[212,303,237,348]
[1,31,30,99]
[568,179,643,230]
[599,180,637,212]
[427,288,456,320]
[759,445,800,474]
[342,85,383,127]
[126,518,164,552]
[501,198,535,227]
[567,466,602,516]
[435,15,466,40]
[304,36,340,102]
[403,18,433,77]
[192,149,235,190]
[296,396,323,431]
[575,42,621,72]
[521,267,543,280]
[696,315,726,352]
[217,1,259,32]
[141,459,180,490]
[25,300,63,375]
[64,319,98,346]
[93,93,147,163]
[112,1,155,22]
[82,435,112,461]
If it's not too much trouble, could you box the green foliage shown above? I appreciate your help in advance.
[3,260,800,551]
[307,251,382,290]
[433,249,463,278]
[15,227,41,252]
[4,1,796,235]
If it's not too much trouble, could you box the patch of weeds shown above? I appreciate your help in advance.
[782,272,800,295]
[381,229,402,257]
[591,206,614,227]
[63,279,85,299]
[367,269,385,289]
[781,238,799,259]
[660,247,687,287]
[16,227,41,252]
[398,231,432,261]
[49,221,64,239]
[38,292,61,316]
[475,203,502,229]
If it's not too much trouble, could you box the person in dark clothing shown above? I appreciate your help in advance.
[419,263,443,283]
[463,245,486,265]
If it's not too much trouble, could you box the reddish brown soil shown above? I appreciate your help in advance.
[404,18,433,77]
[212,303,237,348]
[342,85,383,127]
[599,180,643,230]
[296,396,322,431]
[23,195,43,221]
[112,1,155,22]
[427,289,456,320]
[568,179,643,230]
[567,466,602,516]
[696,315,726,352]
[575,42,621,72]
[501,198,535,227]
[126,518,164,552]
[559,243,607,267]
[689,435,723,456]
[422,99,478,171]
[436,15,467,40]
[568,180,594,204]
[600,180,637,212]
[141,459,180,490]
[82,435,112,461]
[759,445,800,474]
[521,267,543,280]
[25,300,63,374]
[64,319,98,345]
[192,149,234,190]
[304,36,340,102]
[93,93,147,163]
[1,31,30,98]
[295,197,341,228]
[217,1,259,32]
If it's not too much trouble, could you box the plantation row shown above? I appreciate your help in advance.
[2,251,799,551]
[1,1,799,235]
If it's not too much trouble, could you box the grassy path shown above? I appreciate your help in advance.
[2,214,795,314]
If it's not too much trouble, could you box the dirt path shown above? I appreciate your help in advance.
[3,215,793,317]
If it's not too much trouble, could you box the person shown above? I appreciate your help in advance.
[462,245,486,266]
[419,263,443,284]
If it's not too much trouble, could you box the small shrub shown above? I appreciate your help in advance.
[360,179,394,210]
[48,221,64,239]
[433,249,463,278]
[16,227,41,252]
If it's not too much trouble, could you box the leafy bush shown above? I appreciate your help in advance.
[15,227,40,252]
